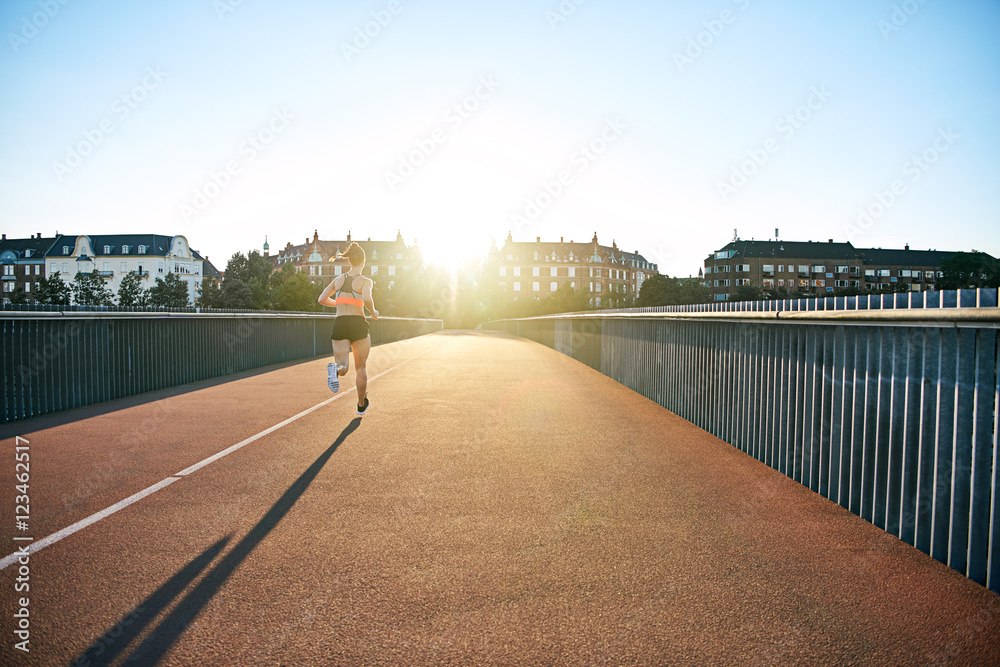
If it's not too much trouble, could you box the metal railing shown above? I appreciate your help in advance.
[2,309,442,424]
[481,296,1000,594]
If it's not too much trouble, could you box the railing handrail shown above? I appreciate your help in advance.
[483,306,1000,328]
[0,310,442,322]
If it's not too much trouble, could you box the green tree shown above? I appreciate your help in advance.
[196,280,224,309]
[731,284,765,302]
[221,250,273,309]
[9,285,28,305]
[270,262,321,311]
[148,272,190,308]
[938,251,1000,290]
[72,270,115,306]
[637,274,710,307]
[116,272,149,308]
[35,272,72,305]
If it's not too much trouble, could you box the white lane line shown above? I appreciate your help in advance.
[0,477,180,570]
[0,343,441,570]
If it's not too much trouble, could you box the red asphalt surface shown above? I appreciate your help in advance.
[1,329,999,666]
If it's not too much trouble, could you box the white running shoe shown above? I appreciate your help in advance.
[327,363,339,393]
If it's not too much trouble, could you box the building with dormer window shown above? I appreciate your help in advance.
[40,234,217,305]
[0,233,58,304]
[485,232,658,308]
[267,230,421,288]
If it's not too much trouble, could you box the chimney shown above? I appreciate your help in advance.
[536,237,541,243]
[828,239,833,243]
[905,243,910,250]
[560,237,564,243]
[1,233,5,240]
[775,228,779,240]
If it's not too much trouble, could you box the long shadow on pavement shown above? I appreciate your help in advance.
[72,418,361,666]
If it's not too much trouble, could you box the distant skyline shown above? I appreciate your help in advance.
[1,0,998,277]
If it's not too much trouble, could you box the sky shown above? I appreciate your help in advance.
[1,0,998,277]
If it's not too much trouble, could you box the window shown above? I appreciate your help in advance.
[371,265,378,275]
[925,271,935,280]
[63,246,70,255]
[513,267,521,277]
[865,270,876,279]
[850,266,860,275]
[899,269,912,278]
[34,265,40,275]
[513,281,521,292]
[506,254,513,261]
[715,250,734,259]
[594,268,602,278]
[334,265,342,276]
[736,264,751,273]
[61,262,68,274]
[811,265,825,273]
[532,267,540,277]
[122,245,130,254]
[736,278,751,286]
[850,280,860,288]
[24,282,31,293]
[395,253,403,260]
[104,245,112,254]
[762,279,774,289]
[778,279,785,287]
[762,265,774,276]
[798,265,810,276]
[812,280,825,287]
[568,267,576,278]
[2,265,12,276]
[595,282,602,292]
[532,282,540,292]
[778,265,785,273]
[835,265,849,274]
[878,269,890,277]
[835,280,848,287]
[550,281,558,292]
[388,266,396,276]
[499,266,507,277]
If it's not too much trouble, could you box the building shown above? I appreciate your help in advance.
[42,234,212,305]
[484,232,658,308]
[267,230,421,287]
[703,238,960,301]
[0,233,57,304]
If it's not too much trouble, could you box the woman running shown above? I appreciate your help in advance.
[318,242,379,415]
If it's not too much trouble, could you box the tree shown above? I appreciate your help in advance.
[731,284,764,302]
[270,262,321,311]
[939,251,1000,290]
[148,273,190,308]
[116,272,149,308]
[196,280,224,309]
[9,285,28,305]
[221,250,273,309]
[637,274,710,307]
[35,272,72,305]
[72,270,115,306]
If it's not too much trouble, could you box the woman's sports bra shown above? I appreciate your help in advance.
[334,274,364,307]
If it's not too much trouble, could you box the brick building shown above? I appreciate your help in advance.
[703,238,961,301]
[267,230,420,287]
[484,232,658,308]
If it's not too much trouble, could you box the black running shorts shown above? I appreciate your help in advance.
[331,315,369,342]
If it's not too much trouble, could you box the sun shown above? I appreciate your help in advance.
[417,233,487,277]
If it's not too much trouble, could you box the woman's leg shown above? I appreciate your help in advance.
[332,339,352,375]
[351,335,371,404]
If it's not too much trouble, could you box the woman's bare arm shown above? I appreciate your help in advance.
[362,277,379,319]
[318,274,341,307]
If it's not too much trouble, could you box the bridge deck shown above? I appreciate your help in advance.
[1,330,998,665]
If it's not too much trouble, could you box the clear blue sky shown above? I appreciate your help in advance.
[1,0,997,276]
